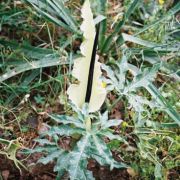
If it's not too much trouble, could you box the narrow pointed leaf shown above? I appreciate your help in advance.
[24,0,78,33]
[147,83,180,126]
[101,0,140,53]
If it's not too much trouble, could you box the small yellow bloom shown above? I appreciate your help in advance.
[159,0,165,5]
[122,122,128,128]
[101,82,107,88]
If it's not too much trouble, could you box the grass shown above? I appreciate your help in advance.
[0,0,179,179]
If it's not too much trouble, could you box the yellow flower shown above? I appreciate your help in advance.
[101,82,107,88]
[159,0,165,5]
[122,122,128,128]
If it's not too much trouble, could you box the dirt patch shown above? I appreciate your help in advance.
[0,155,130,180]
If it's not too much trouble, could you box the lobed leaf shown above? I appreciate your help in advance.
[124,63,160,93]
[45,125,85,136]
[68,134,94,180]
[48,114,85,128]
[38,149,64,165]
[91,135,127,170]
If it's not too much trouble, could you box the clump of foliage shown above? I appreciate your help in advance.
[31,104,127,179]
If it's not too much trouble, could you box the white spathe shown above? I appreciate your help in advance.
[67,0,106,112]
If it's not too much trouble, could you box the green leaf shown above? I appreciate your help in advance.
[135,2,180,35]
[101,64,118,91]
[49,114,85,128]
[0,55,67,82]
[102,119,122,129]
[38,149,64,165]
[116,55,129,89]
[25,146,58,154]
[24,0,78,33]
[98,130,127,143]
[122,33,179,52]
[147,83,180,126]
[127,94,158,113]
[101,0,140,53]
[91,135,127,170]
[69,134,94,180]
[154,163,163,179]
[122,33,159,48]
[126,63,180,125]
[34,139,56,145]
[124,63,160,93]
[98,111,122,129]
[94,15,106,25]
[97,0,107,50]
[54,151,70,177]
[46,125,85,136]
[0,39,55,59]
[102,53,129,92]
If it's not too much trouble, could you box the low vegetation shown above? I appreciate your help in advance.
[0,0,179,179]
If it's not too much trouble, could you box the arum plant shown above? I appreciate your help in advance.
[27,1,127,179]
[30,104,127,180]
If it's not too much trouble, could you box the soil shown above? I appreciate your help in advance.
[0,155,130,180]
